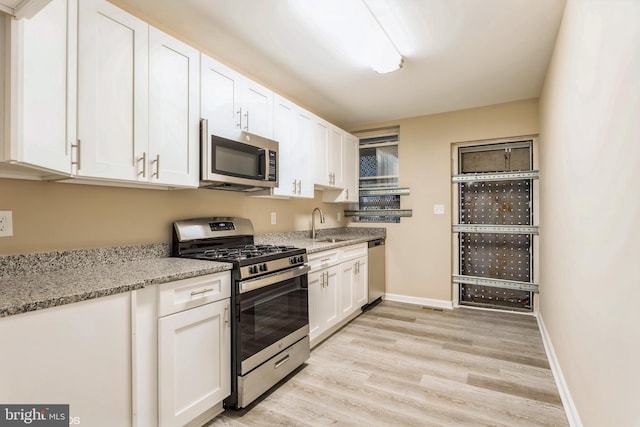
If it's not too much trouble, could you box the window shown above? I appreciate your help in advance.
[345,127,411,223]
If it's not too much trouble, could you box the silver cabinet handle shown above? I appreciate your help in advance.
[152,154,160,179]
[297,180,302,195]
[138,152,147,177]
[71,139,81,171]
[224,304,230,327]
[190,287,214,296]
[236,108,242,128]
[244,110,249,130]
[292,180,297,193]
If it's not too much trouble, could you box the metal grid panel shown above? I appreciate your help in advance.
[460,180,531,226]
[460,233,531,282]
[457,142,534,311]
[459,284,532,311]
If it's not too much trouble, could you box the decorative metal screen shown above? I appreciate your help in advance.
[457,142,535,311]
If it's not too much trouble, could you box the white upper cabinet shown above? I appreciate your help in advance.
[294,108,314,198]
[3,0,76,176]
[241,77,274,138]
[323,132,359,203]
[200,55,241,140]
[313,117,331,187]
[201,54,273,139]
[77,0,149,181]
[268,95,313,198]
[76,0,198,187]
[148,27,200,187]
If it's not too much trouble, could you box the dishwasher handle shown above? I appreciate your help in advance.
[368,238,385,248]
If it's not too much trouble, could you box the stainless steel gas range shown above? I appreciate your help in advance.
[172,217,310,409]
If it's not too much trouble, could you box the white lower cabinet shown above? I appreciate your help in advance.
[158,298,230,427]
[308,243,368,347]
[134,271,231,427]
[308,265,340,340]
[0,293,132,427]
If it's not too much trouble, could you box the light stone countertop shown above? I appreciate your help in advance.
[0,246,231,318]
[255,227,386,254]
[0,227,384,318]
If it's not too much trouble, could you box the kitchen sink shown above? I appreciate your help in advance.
[316,237,350,243]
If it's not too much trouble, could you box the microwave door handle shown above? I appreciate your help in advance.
[258,148,267,180]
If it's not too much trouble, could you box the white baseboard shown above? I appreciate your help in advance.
[384,293,453,310]
[537,314,583,427]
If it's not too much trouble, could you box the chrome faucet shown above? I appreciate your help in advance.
[311,207,325,240]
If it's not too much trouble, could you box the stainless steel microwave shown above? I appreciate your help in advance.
[200,119,278,191]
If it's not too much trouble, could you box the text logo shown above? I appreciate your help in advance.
[0,405,69,427]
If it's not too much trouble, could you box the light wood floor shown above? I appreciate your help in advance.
[207,301,568,426]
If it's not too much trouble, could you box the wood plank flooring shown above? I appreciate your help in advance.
[206,301,568,426]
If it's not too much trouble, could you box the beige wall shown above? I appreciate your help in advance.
[352,99,539,303]
[0,180,347,255]
[538,0,640,425]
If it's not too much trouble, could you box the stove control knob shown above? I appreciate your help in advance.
[289,257,296,265]
[298,256,305,263]
[249,265,258,274]
[260,263,268,272]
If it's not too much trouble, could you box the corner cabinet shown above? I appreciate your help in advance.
[201,54,274,140]
[0,293,132,427]
[308,243,368,347]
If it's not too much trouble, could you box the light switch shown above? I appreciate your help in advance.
[433,204,445,215]
[270,212,277,225]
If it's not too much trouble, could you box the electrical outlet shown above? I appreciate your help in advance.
[337,212,342,222]
[0,211,13,237]
[270,212,277,225]
[433,204,445,215]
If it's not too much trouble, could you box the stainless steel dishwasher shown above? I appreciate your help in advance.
[365,238,386,309]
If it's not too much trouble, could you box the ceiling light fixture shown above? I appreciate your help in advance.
[290,0,405,74]
[361,1,404,73]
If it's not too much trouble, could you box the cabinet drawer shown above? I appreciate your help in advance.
[158,272,231,317]
[307,250,340,271]
[339,243,368,262]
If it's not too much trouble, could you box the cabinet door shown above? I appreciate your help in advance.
[313,118,330,186]
[77,0,148,180]
[241,77,274,138]
[294,108,314,198]
[308,269,323,340]
[329,126,344,187]
[340,260,356,317]
[272,94,295,197]
[14,0,76,174]
[354,256,369,308]
[158,298,231,427]
[201,54,241,139]
[342,133,359,202]
[0,293,132,427]
[322,265,340,330]
[148,27,199,187]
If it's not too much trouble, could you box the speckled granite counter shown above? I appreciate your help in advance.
[1,228,383,318]
[256,227,386,254]
[0,244,231,318]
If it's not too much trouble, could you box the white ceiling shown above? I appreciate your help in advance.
[112,0,566,130]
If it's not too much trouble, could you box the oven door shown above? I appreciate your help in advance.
[237,265,310,375]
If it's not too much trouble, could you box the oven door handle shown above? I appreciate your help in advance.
[239,265,310,294]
